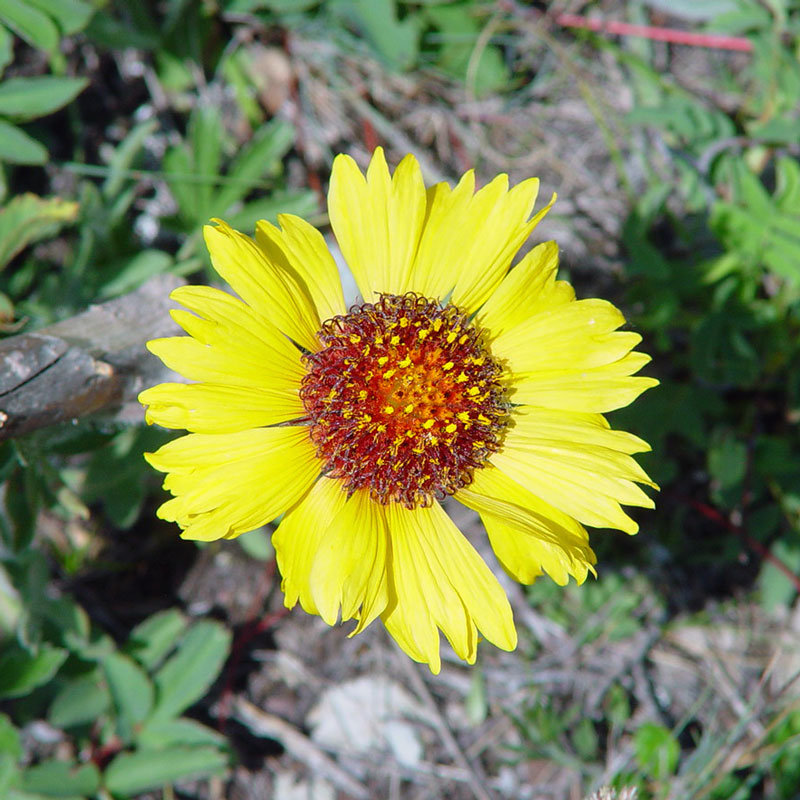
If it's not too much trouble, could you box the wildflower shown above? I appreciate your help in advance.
[140,148,657,673]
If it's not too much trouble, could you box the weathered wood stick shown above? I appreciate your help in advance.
[0,274,185,441]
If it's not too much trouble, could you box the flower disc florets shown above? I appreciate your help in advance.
[301,293,509,508]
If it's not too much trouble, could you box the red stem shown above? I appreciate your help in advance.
[554,12,754,52]
[691,499,800,592]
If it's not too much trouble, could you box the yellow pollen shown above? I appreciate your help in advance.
[358,390,367,400]
[457,411,470,422]
[459,334,469,344]
[383,405,395,415]
[383,369,396,379]
[442,361,454,371]
[446,332,457,343]
[433,319,442,331]
[445,423,458,434]
[398,356,412,368]
[456,372,468,383]
[417,329,429,341]
[378,356,389,366]
[468,386,480,396]
[404,403,414,414]
[422,419,435,429]
[399,317,408,327]
[390,335,400,345]
[349,334,361,344]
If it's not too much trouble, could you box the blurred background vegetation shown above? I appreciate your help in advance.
[1,1,800,798]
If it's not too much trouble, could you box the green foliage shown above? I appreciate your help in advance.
[613,0,800,618]
[0,3,92,165]
[163,108,317,237]
[0,591,233,798]
[240,0,511,95]
[0,194,79,269]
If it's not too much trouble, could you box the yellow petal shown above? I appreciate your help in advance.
[381,502,516,673]
[408,171,476,301]
[411,175,553,313]
[255,214,346,322]
[147,284,306,389]
[491,298,636,374]
[145,427,319,541]
[491,408,657,534]
[204,219,320,351]
[509,351,659,412]
[273,476,349,616]
[476,241,574,339]
[328,148,426,300]
[309,488,389,630]
[509,406,654,457]
[139,382,303,433]
[457,465,597,586]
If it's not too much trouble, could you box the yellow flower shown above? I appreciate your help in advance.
[139,148,658,673]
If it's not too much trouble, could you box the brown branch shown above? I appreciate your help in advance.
[0,274,185,441]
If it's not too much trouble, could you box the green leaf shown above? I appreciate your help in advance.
[0,119,48,165]
[0,713,21,760]
[23,0,96,35]
[48,670,111,729]
[708,429,748,490]
[236,527,273,561]
[335,0,419,71]
[748,116,800,145]
[124,608,188,671]
[104,746,228,795]
[151,620,231,720]
[0,77,88,121]
[424,4,509,95]
[0,751,19,795]
[0,643,67,699]
[137,717,227,749]
[21,760,100,797]
[0,562,22,641]
[464,665,486,725]
[213,118,296,213]
[163,144,201,226]
[0,0,59,52]
[0,193,79,270]
[0,24,13,75]
[98,249,174,299]
[102,119,158,199]
[102,652,154,744]
[633,723,680,780]
[40,596,91,653]
[759,537,800,612]
[188,106,224,219]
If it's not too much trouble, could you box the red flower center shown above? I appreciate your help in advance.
[301,293,509,508]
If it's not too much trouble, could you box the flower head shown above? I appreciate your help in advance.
[140,148,658,673]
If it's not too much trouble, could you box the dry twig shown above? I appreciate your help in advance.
[0,274,183,440]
